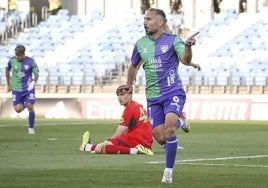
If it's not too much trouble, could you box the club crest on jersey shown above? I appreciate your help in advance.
[160,45,168,53]
[24,65,29,70]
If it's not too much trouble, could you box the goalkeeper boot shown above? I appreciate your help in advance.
[79,131,91,151]
[136,144,154,155]
[180,112,190,133]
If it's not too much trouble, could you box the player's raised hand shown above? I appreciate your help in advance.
[185,32,199,47]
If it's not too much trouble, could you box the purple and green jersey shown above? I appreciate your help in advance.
[131,33,185,99]
[6,56,39,91]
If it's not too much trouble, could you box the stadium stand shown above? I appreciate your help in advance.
[0,8,267,94]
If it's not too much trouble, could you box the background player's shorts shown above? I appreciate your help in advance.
[12,89,36,106]
[109,125,153,149]
[147,91,186,129]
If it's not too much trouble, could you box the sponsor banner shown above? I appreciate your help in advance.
[0,98,81,119]
[81,98,125,119]
[1,94,268,120]
[81,96,252,120]
[80,94,147,119]
[183,98,251,120]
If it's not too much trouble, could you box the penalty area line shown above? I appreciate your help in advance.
[177,162,268,168]
[0,121,115,127]
[148,155,268,167]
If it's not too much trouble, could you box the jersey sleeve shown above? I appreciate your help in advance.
[119,106,133,128]
[6,59,12,71]
[32,61,39,75]
[173,36,185,59]
[130,43,141,67]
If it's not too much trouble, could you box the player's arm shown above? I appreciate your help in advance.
[126,44,141,92]
[126,64,138,92]
[32,61,39,83]
[111,107,132,139]
[5,69,11,92]
[180,45,192,65]
[33,74,39,83]
[110,125,128,139]
[27,61,39,91]
[27,73,39,91]
[180,32,199,66]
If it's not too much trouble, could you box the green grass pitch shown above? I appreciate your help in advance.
[0,119,268,188]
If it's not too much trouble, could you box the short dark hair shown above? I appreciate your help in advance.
[15,45,26,54]
[149,8,167,23]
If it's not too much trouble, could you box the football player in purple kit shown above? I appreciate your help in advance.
[5,45,39,134]
[126,8,200,183]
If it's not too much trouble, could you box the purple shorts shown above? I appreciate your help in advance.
[12,89,36,106]
[147,91,186,129]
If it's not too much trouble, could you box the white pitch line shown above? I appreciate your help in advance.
[0,121,116,127]
[0,121,99,127]
[177,162,268,168]
[148,155,268,164]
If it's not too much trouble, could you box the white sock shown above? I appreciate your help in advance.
[84,144,93,151]
[165,168,173,173]
[130,148,138,155]
[179,118,184,126]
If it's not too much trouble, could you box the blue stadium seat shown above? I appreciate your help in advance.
[0,22,7,34]
[1,7,267,93]
[0,21,7,44]
[71,73,84,85]
[254,70,267,86]
[57,9,69,16]
[193,71,206,85]
[216,70,229,86]
[179,68,192,86]
[85,72,95,85]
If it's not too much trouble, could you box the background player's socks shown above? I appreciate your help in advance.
[28,110,35,129]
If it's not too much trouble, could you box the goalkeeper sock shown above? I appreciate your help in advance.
[103,145,130,154]
[84,144,96,151]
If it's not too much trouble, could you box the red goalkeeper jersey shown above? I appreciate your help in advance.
[110,100,153,149]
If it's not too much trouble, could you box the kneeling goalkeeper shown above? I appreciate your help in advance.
[79,85,153,155]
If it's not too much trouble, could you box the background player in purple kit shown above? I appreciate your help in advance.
[126,8,199,183]
[5,45,39,134]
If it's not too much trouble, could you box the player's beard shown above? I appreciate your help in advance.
[145,27,157,36]
[16,58,23,62]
